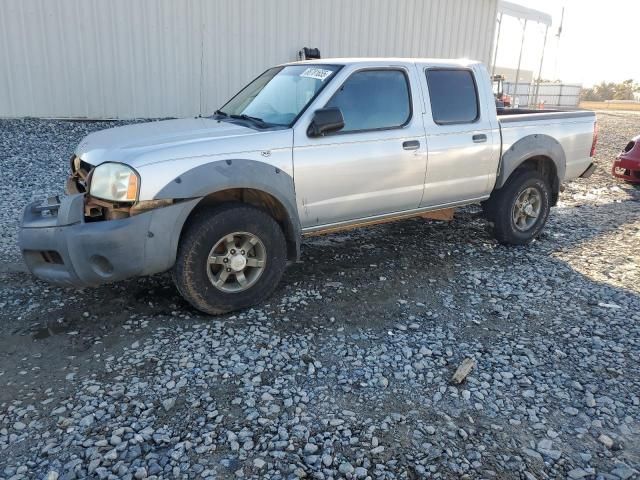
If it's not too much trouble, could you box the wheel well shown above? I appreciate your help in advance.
[184,188,298,260]
[513,156,560,205]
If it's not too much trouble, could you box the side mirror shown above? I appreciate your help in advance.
[307,107,344,137]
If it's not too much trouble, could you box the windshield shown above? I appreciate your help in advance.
[217,64,341,127]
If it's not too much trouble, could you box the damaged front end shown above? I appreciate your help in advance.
[67,155,174,221]
[66,154,90,195]
[19,155,199,288]
[612,136,640,184]
[83,195,175,221]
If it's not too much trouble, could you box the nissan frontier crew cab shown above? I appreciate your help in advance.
[19,58,598,314]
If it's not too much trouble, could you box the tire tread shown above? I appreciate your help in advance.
[488,169,551,245]
[173,203,287,315]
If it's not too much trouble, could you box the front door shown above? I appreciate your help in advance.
[293,66,428,229]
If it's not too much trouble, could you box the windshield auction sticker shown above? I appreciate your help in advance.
[300,68,334,81]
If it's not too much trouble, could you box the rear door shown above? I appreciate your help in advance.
[292,64,428,229]
[419,66,500,207]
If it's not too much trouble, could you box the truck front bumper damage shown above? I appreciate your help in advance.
[19,194,200,288]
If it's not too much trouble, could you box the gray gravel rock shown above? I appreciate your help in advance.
[0,113,639,479]
[339,462,355,475]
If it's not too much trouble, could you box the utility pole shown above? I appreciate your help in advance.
[533,25,549,107]
[553,7,564,81]
[491,12,503,77]
[513,19,527,107]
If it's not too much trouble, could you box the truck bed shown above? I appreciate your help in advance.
[497,108,596,181]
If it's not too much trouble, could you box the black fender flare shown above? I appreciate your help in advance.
[496,134,566,190]
[154,159,301,260]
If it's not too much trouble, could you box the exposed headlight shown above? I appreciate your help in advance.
[89,163,139,203]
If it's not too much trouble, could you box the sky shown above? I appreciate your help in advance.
[495,0,640,86]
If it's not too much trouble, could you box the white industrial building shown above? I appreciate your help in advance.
[1,0,500,119]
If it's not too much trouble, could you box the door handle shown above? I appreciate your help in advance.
[472,134,487,143]
[402,140,420,150]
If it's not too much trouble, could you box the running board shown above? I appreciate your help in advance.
[303,207,456,237]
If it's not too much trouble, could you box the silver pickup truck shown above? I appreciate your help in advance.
[19,58,597,314]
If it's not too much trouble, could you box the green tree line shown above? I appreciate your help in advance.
[581,79,639,101]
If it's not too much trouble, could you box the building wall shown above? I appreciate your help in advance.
[0,0,498,119]
[492,66,534,85]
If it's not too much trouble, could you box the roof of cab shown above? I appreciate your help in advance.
[282,57,482,68]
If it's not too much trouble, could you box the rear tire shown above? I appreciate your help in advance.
[173,203,287,315]
[487,169,551,245]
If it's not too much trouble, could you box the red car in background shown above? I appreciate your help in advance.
[612,134,640,184]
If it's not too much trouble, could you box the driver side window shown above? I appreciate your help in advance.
[325,69,411,133]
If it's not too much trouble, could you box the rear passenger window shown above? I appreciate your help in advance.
[426,69,479,124]
[325,69,411,132]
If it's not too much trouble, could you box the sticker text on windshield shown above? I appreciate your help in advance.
[300,68,334,81]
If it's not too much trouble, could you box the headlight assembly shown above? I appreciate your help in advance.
[89,163,139,203]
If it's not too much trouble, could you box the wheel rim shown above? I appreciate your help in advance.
[511,187,542,231]
[206,232,267,293]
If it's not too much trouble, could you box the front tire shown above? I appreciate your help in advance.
[173,203,287,315]
[487,169,551,245]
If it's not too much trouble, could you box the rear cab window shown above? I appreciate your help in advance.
[325,69,412,133]
[426,69,479,125]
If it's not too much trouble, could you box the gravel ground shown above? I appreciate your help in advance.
[0,112,639,480]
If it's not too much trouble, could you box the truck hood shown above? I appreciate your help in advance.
[76,118,291,168]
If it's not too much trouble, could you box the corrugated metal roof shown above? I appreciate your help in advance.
[0,0,498,119]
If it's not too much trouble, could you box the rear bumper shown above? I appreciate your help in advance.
[612,156,640,183]
[19,194,199,288]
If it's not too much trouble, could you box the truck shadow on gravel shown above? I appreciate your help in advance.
[1,199,637,339]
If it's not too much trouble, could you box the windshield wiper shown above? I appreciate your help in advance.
[213,109,228,117]
[229,114,271,128]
